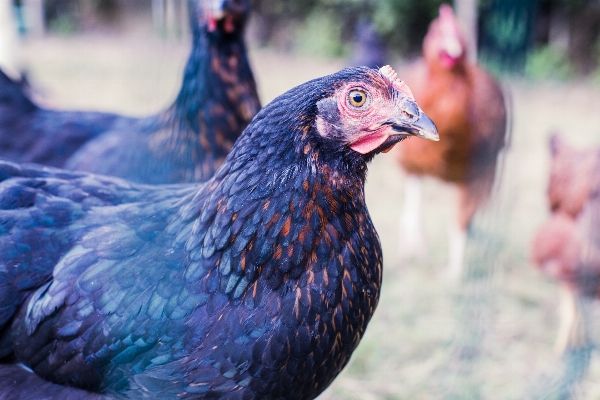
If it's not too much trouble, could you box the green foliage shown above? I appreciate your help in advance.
[255,0,598,72]
[251,0,445,57]
[293,11,349,58]
[483,6,528,49]
[372,0,445,55]
[320,0,446,55]
[524,45,573,80]
[48,15,78,34]
[478,0,537,74]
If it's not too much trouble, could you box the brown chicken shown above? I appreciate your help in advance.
[531,136,600,353]
[391,4,507,278]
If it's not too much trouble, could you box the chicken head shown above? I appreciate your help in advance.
[423,4,466,69]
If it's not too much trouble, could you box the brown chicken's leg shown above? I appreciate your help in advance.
[446,184,477,280]
[555,283,593,354]
[398,175,428,260]
[446,218,467,281]
[448,179,495,280]
[457,180,492,232]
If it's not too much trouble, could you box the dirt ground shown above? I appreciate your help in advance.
[8,11,600,399]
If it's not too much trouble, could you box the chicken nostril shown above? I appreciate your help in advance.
[401,110,415,120]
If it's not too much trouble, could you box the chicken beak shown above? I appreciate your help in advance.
[442,37,463,59]
[387,110,439,141]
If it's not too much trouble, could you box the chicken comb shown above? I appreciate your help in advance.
[438,4,460,36]
[439,4,455,21]
[379,65,415,101]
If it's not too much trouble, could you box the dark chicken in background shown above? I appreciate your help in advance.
[0,69,136,168]
[0,0,260,184]
[0,66,438,398]
[531,136,600,355]
[66,0,260,184]
[391,4,507,278]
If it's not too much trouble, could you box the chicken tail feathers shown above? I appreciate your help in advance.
[0,68,36,115]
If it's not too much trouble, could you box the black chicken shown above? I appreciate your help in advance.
[0,0,260,184]
[0,69,136,167]
[0,66,437,398]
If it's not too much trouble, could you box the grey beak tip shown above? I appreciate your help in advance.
[414,111,439,142]
[421,129,440,141]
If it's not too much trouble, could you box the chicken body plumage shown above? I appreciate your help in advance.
[0,67,437,398]
[532,136,600,293]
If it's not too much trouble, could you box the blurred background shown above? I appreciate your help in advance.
[1,0,600,398]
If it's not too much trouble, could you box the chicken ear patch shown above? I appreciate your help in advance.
[350,133,390,154]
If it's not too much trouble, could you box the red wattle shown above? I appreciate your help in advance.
[224,16,236,33]
[350,133,390,154]
[440,52,458,69]
[208,17,218,32]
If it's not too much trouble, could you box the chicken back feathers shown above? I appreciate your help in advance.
[532,137,600,296]
[0,66,437,398]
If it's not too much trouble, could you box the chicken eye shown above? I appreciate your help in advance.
[348,90,367,107]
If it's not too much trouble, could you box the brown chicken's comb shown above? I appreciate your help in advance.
[379,65,415,101]
[438,4,461,38]
[439,4,455,21]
